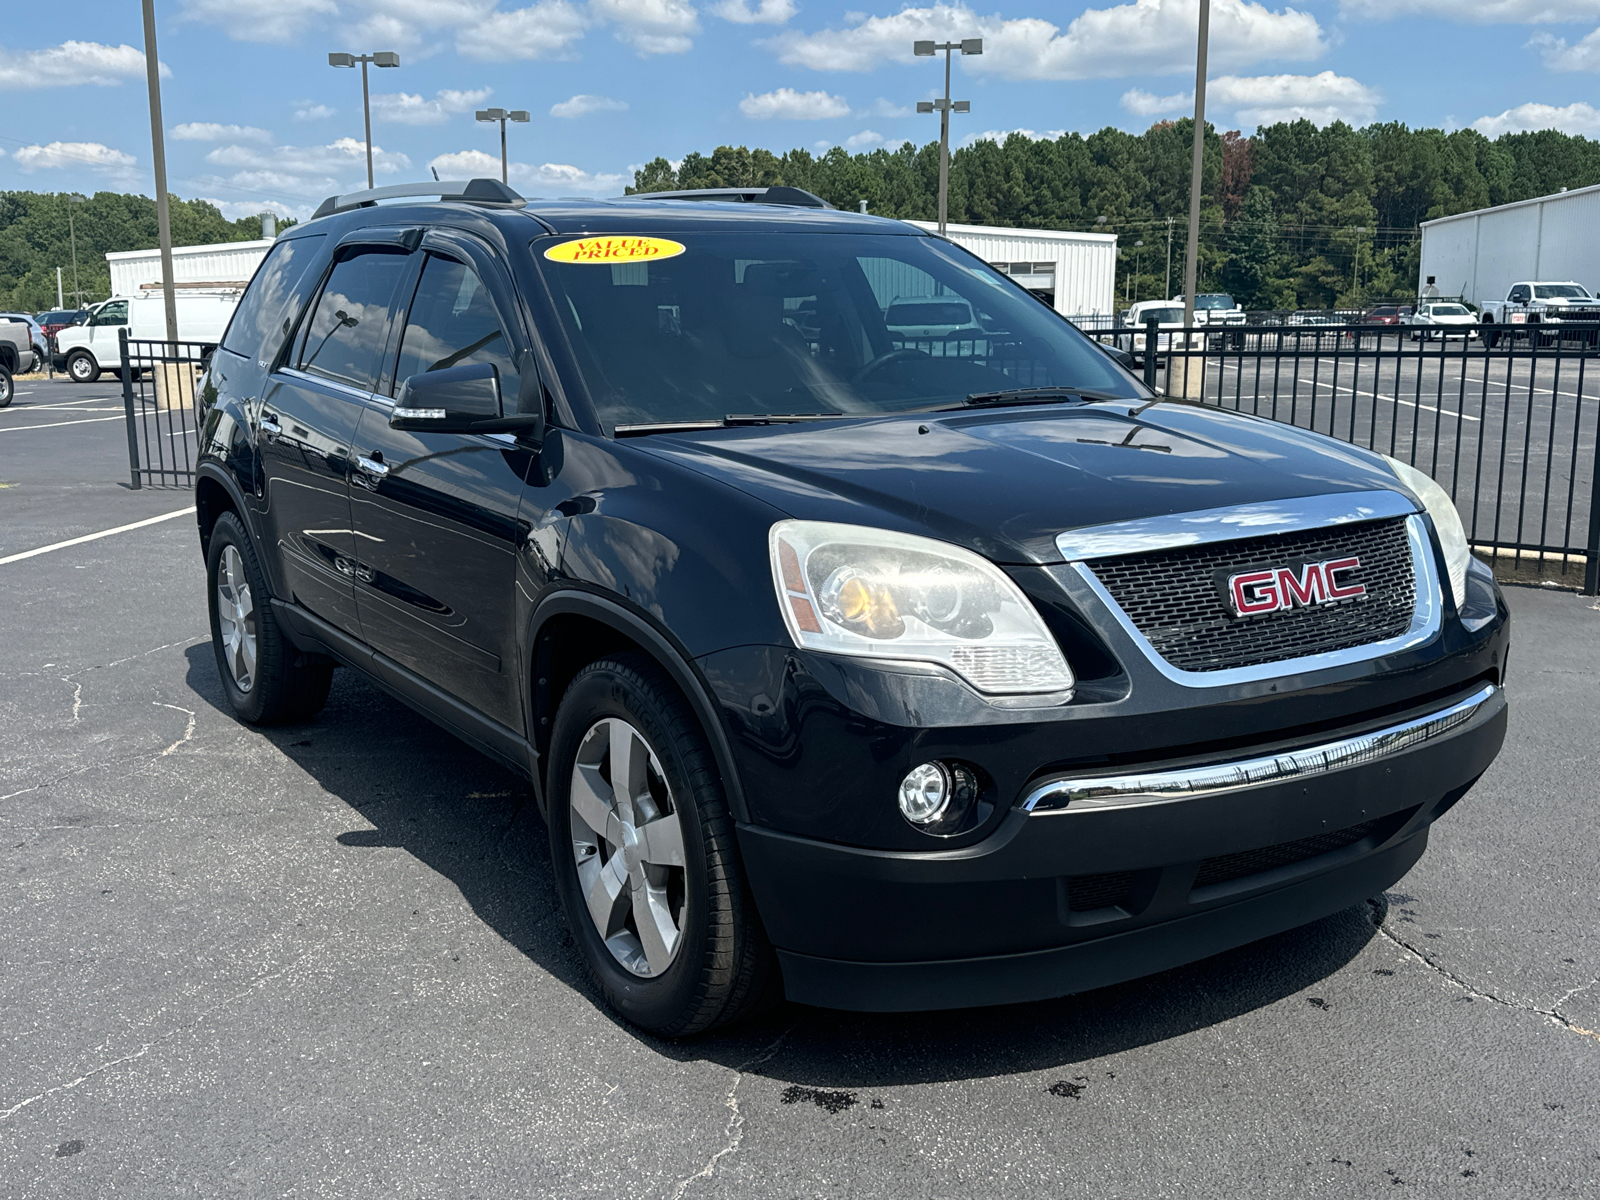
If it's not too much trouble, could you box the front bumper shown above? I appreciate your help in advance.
[739,682,1505,1011]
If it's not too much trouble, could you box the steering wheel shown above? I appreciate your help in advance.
[852,347,930,383]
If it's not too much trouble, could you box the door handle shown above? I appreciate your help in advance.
[259,410,282,439]
[356,452,389,480]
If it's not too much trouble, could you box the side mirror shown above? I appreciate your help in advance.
[391,362,503,432]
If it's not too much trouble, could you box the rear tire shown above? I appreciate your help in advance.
[1481,323,1500,350]
[66,351,99,383]
[547,653,777,1036]
[206,511,333,725]
[0,367,12,408]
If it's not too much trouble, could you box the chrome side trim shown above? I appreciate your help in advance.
[1024,683,1499,815]
[1054,489,1417,562]
[1064,513,1442,688]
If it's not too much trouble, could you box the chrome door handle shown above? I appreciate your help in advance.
[259,411,282,438]
[356,454,389,480]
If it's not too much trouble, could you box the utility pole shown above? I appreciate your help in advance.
[141,0,178,343]
[1165,216,1175,300]
[328,51,400,188]
[56,267,63,309]
[1180,0,1210,336]
[914,38,981,236]
[68,195,85,307]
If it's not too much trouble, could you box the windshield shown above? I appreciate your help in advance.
[1534,284,1591,299]
[1195,295,1236,310]
[1428,304,1469,316]
[534,231,1140,431]
[1136,308,1184,324]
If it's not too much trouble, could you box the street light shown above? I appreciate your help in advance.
[1180,0,1210,339]
[913,36,981,236]
[476,107,530,185]
[328,50,400,188]
[67,193,87,308]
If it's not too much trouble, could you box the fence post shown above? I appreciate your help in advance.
[119,329,142,490]
[1586,430,1600,595]
[1144,315,1159,391]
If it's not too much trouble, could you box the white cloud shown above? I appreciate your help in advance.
[862,97,913,118]
[960,127,1067,145]
[766,0,1323,80]
[1470,101,1600,137]
[179,0,339,43]
[1531,27,1600,70]
[172,122,274,142]
[370,87,492,124]
[590,0,700,54]
[294,100,335,121]
[0,41,168,90]
[551,93,629,117]
[456,0,590,59]
[428,148,626,195]
[196,137,411,199]
[713,0,796,23]
[845,130,885,148]
[1122,71,1381,126]
[199,197,303,220]
[12,141,139,184]
[1340,0,1600,21]
[739,88,852,119]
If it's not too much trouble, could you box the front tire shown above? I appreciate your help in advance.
[66,351,99,383]
[206,511,333,725]
[547,654,776,1036]
[0,367,12,408]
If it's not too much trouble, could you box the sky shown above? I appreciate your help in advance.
[4,0,1600,219]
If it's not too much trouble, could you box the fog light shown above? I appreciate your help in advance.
[899,761,952,825]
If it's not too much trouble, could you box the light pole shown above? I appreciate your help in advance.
[141,0,178,342]
[67,193,87,308]
[1134,240,1144,303]
[1165,216,1175,300]
[1351,226,1367,300]
[1180,0,1210,336]
[476,107,530,184]
[914,37,981,236]
[328,50,399,188]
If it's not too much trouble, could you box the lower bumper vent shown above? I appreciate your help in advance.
[1192,810,1416,892]
[1065,870,1136,913]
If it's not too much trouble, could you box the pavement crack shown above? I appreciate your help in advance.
[1372,907,1600,1048]
[155,702,197,755]
[0,1046,152,1122]
[670,1025,796,1199]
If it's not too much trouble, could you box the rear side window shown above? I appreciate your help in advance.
[392,254,518,401]
[297,247,413,390]
[221,235,326,360]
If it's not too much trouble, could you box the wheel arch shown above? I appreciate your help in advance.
[194,464,260,560]
[527,589,749,825]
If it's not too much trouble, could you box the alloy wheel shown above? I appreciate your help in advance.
[216,545,257,693]
[568,717,687,978]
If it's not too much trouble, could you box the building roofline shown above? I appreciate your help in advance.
[907,219,1118,244]
[1419,181,1600,228]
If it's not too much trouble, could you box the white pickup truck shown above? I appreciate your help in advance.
[0,317,39,376]
[1478,281,1600,348]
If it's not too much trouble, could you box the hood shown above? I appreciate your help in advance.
[632,402,1410,564]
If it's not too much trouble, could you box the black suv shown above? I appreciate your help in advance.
[196,180,1509,1035]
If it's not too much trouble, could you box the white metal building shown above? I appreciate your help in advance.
[1418,184,1600,306]
[905,220,1118,318]
[106,238,275,298]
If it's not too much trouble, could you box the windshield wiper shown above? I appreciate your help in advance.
[942,386,1133,410]
[613,413,847,437]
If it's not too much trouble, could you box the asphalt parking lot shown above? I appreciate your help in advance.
[3,375,1599,1198]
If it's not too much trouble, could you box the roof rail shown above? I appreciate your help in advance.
[620,186,834,210]
[311,178,524,220]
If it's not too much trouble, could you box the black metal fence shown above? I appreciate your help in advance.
[118,332,213,489]
[1082,319,1600,593]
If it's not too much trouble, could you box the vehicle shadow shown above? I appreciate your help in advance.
[184,645,1387,1089]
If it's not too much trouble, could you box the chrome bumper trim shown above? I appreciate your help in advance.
[1023,683,1499,815]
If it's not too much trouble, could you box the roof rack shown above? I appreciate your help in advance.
[620,186,834,210]
[311,178,524,220]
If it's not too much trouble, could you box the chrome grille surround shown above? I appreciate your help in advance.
[1023,683,1499,815]
[1052,491,1442,689]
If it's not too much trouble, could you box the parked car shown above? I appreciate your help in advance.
[1173,293,1247,348]
[1406,302,1477,341]
[195,179,1510,1036]
[54,292,238,382]
[1120,300,1202,363]
[0,312,49,365]
[1478,281,1600,348]
[884,295,984,339]
[0,317,39,380]
[37,308,89,344]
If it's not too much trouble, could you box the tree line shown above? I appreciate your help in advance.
[0,192,276,313]
[630,119,1600,311]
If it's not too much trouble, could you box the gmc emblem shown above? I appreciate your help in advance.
[1226,557,1366,616]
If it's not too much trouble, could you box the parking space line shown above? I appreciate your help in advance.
[0,415,126,433]
[0,507,195,566]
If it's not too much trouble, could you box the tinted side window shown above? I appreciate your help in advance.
[95,301,128,326]
[221,235,326,360]
[392,254,518,402]
[298,248,412,389]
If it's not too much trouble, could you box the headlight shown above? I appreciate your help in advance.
[1384,456,1469,610]
[769,521,1074,697]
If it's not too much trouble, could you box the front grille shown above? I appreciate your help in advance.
[1192,819,1383,890]
[1087,517,1415,672]
[1065,870,1135,913]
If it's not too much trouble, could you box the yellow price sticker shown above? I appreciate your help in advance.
[544,236,686,264]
